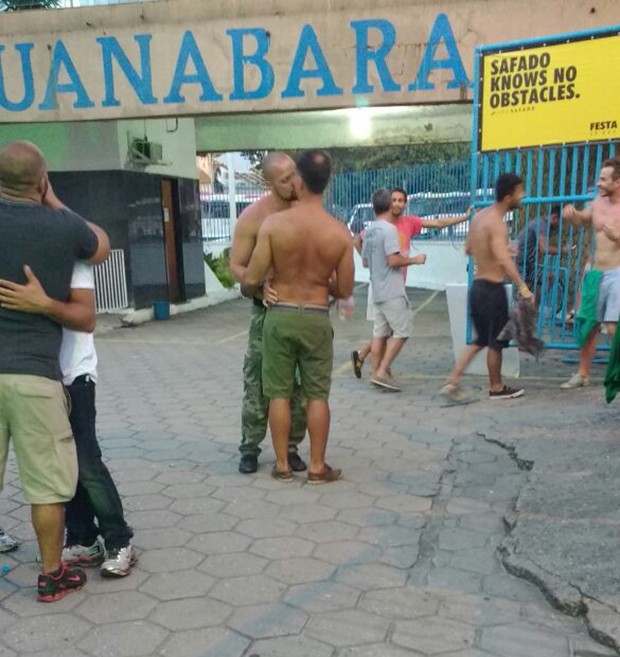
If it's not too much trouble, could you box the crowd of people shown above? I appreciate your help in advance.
[0,142,618,605]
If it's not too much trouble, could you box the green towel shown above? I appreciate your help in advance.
[576,270,604,347]
[604,319,620,404]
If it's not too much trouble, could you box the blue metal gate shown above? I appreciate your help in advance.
[470,32,618,351]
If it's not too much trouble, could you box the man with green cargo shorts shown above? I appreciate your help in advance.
[230,152,307,474]
[242,149,354,484]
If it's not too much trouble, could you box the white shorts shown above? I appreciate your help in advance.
[372,295,412,339]
[597,268,620,323]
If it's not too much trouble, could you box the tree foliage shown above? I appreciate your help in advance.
[240,143,470,174]
[1,0,60,9]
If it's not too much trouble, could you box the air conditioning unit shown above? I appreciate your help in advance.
[129,138,163,164]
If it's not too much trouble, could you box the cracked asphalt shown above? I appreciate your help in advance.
[0,286,617,657]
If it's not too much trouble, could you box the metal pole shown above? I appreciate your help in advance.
[226,151,237,242]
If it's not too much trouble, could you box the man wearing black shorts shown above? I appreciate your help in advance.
[441,173,534,401]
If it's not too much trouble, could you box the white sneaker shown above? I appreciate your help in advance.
[0,527,19,553]
[560,373,590,389]
[100,545,137,578]
[62,539,104,567]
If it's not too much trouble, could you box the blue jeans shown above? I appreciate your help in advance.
[65,376,133,551]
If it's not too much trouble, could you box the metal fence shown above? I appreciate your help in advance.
[201,158,473,246]
[94,248,129,312]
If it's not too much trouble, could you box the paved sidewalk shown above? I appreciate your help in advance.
[0,288,616,657]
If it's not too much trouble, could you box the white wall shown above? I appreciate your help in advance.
[354,241,468,291]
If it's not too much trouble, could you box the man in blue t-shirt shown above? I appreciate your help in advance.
[0,141,110,602]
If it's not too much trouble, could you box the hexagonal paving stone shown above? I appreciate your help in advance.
[480,622,571,657]
[263,487,322,505]
[78,620,168,657]
[334,563,409,590]
[313,540,382,565]
[163,483,217,499]
[212,486,267,503]
[360,587,440,619]
[139,570,215,601]
[250,536,315,559]
[154,470,207,485]
[224,500,281,519]
[438,594,522,626]
[76,591,157,624]
[123,494,173,512]
[248,635,335,657]
[306,609,390,646]
[2,613,91,652]
[265,557,336,585]
[236,517,297,539]
[374,494,432,514]
[149,597,232,630]
[358,526,422,548]
[2,586,87,616]
[169,497,225,515]
[199,552,269,578]
[132,528,194,550]
[438,528,488,551]
[284,581,361,613]
[392,616,476,654]
[446,497,492,515]
[124,510,182,530]
[210,574,287,606]
[296,520,359,543]
[159,626,249,657]
[187,531,252,555]
[138,547,204,573]
[176,513,238,534]
[337,644,426,657]
[335,508,398,527]
[227,602,308,638]
[279,503,338,523]
[318,491,377,510]
[427,567,483,595]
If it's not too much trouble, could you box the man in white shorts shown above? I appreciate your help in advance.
[361,189,426,391]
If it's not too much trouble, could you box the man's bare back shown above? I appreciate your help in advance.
[265,205,353,305]
[466,206,511,283]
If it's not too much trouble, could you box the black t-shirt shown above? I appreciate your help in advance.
[0,199,99,380]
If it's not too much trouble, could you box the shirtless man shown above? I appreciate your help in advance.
[242,150,354,483]
[561,158,620,389]
[441,173,533,401]
[229,152,307,474]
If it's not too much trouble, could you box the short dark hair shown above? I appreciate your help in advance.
[495,173,523,202]
[372,189,392,215]
[391,187,408,201]
[602,157,620,180]
[550,205,561,217]
[295,149,332,194]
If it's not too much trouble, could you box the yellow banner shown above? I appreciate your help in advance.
[479,32,620,151]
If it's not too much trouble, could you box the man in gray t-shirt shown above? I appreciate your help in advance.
[0,141,110,601]
[361,189,426,391]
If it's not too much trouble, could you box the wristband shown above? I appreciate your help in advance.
[518,285,530,295]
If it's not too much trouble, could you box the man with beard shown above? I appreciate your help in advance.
[440,173,533,401]
[230,152,307,474]
[561,158,620,389]
[351,187,471,378]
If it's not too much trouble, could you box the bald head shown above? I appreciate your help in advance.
[0,141,47,199]
[262,151,296,203]
[262,151,293,183]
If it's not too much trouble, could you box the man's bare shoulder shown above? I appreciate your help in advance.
[236,197,275,233]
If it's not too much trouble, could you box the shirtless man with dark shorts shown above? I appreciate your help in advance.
[243,150,354,483]
[441,173,534,401]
